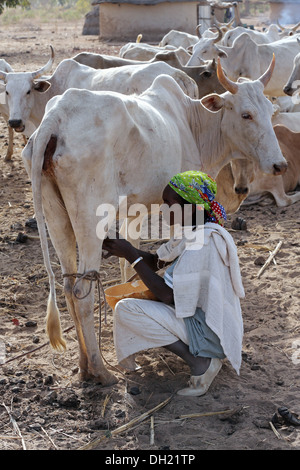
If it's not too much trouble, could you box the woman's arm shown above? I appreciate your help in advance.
[102,237,174,305]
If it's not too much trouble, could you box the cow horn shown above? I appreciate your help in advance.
[217,57,238,94]
[277,19,285,31]
[213,25,223,44]
[292,21,300,31]
[31,45,54,79]
[259,53,275,88]
[196,24,202,38]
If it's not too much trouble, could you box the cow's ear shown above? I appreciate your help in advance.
[201,93,224,112]
[215,47,227,59]
[33,80,51,93]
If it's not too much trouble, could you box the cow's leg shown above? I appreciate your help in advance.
[72,232,118,385]
[4,125,13,162]
[269,177,300,207]
[119,217,141,282]
[41,179,91,379]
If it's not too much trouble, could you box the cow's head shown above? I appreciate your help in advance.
[283,43,300,96]
[201,55,288,176]
[0,46,53,133]
[230,159,256,195]
[186,26,227,66]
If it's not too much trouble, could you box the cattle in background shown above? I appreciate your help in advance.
[277,20,300,37]
[74,47,191,68]
[188,33,300,97]
[73,50,225,97]
[272,110,300,131]
[119,42,181,61]
[221,125,300,210]
[0,50,198,135]
[0,46,55,135]
[186,26,224,66]
[271,95,300,113]
[222,23,281,46]
[283,43,300,96]
[0,59,15,161]
[159,27,201,50]
[21,58,286,384]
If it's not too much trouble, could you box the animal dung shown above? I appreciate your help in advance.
[231,217,247,231]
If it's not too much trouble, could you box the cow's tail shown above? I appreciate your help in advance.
[31,116,66,351]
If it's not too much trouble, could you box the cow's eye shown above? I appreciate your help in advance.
[5,90,8,95]
[27,90,31,95]
[242,113,252,120]
[202,71,211,78]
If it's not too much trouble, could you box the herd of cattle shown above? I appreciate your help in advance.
[1,20,300,384]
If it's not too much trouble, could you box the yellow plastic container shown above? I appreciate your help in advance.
[105,279,157,310]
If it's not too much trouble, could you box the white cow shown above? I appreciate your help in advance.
[159,28,200,50]
[272,110,300,131]
[119,42,179,61]
[0,59,14,161]
[21,58,287,384]
[188,33,300,96]
[271,95,300,113]
[283,44,300,96]
[73,51,226,97]
[277,20,300,37]
[222,24,281,46]
[186,27,225,66]
[0,50,198,134]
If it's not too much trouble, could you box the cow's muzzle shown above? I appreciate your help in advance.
[273,162,288,175]
[235,186,249,195]
[8,119,25,133]
[283,84,294,96]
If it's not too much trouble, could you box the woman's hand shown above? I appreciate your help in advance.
[102,234,138,262]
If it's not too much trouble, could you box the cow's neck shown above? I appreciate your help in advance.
[31,92,48,128]
[188,101,230,178]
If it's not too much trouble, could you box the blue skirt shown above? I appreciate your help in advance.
[164,258,225,359]
[184,307,226,359]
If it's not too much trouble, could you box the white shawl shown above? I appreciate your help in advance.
[157,223,245,374]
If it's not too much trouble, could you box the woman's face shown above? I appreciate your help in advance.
[161,185,195,226]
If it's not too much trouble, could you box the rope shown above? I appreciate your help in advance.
[63,270,125,377]
[63,270,108,329]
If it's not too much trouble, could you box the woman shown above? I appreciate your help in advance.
[102,171,245,397]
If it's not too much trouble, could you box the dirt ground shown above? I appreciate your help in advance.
[0,16,300,452]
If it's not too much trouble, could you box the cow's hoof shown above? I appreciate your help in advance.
[80,369,118,386]
[99,371,119,387]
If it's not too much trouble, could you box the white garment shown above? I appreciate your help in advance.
[114,298,189,370]
[157,223,245,374]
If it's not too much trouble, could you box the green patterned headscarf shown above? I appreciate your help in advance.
[169,171,227,226]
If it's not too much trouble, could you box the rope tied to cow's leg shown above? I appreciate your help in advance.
[63,270,107,334]
[62,270,140,383]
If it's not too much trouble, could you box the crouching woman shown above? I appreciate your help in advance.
[102,171,245,396]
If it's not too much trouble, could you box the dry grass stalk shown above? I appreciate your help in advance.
[2,402,26,450]
[257,241,283,278]
[269,421,282,439]
[178,407,242,420]
[41,426,58,450]
[79,395,173,450]
[101,393,112,418]
[150,416,155,445]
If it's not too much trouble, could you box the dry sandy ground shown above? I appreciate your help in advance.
[0,16,299,452]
